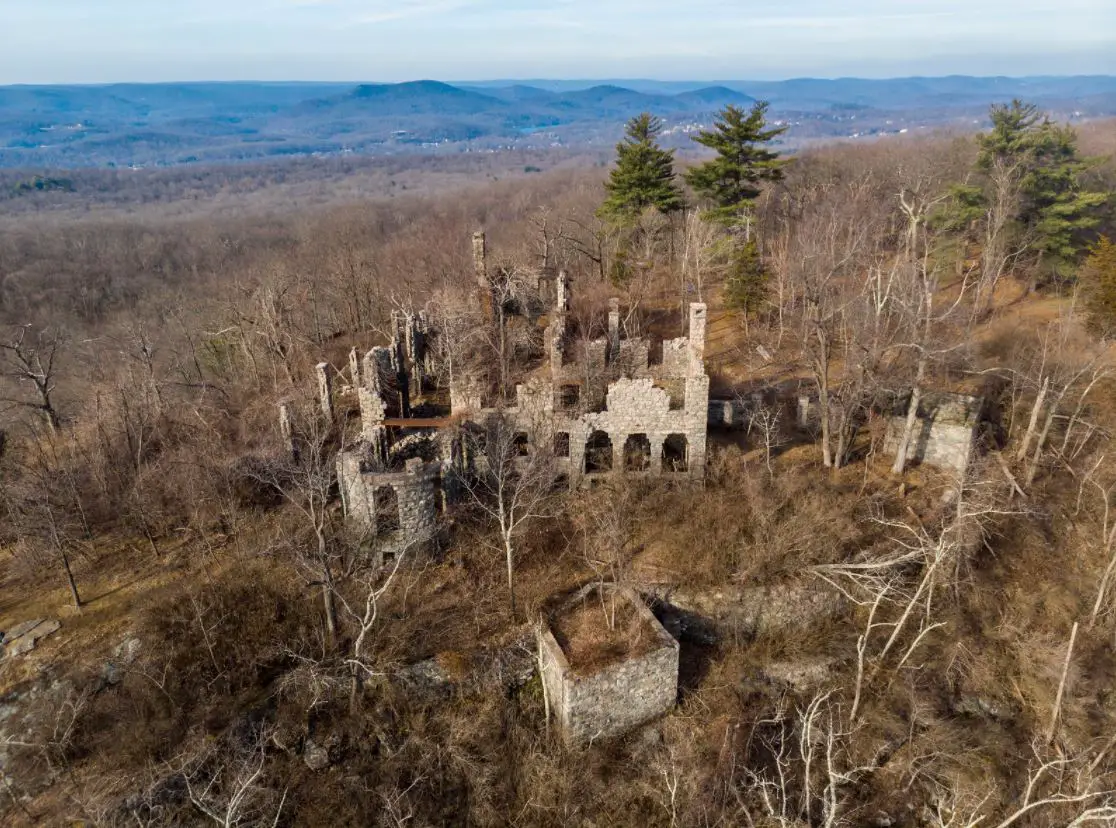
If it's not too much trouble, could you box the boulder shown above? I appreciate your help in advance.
[761,658,839,691]
[101,637,142,687]
[1,619,61,659]
[303,740,331,772]
[303,733,341,772]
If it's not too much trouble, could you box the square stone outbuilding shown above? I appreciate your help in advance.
[538,586,679,745]
[885,391,986,474]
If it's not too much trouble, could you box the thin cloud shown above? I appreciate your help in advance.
[354,1,473,25]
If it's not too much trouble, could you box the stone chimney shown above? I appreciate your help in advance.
[608,298,620,362]
[315,362,335,421]
[556,270,569,316]
[687,303,707,377]
[278,402,297,460]
[348,347,362,389]
[472,231,493,323]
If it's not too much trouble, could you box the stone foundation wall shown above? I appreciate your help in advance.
[539,588,679,745]
[885,417,976,474]
[884,393,984,474]
[646,580,847,640]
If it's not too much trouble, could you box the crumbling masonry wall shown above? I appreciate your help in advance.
[317,232,713,549]
[336,454,439,556]
[885,392,984,474]
[538,588,679,745]
[513,302,710,481]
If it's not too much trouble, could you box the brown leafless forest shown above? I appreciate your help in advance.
[1,120,1115,827]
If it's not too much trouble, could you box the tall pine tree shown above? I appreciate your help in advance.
[943,100,1106,284]
[598,113,685,222]
[1022,121,1107,277]
[684,101,788,228]
[724,238,768,317]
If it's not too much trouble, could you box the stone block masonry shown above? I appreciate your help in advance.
[316,362,334,421]
[336,452,440,562]
[885,391,985,474]
[513,300,710,482]
[538,587,679,745]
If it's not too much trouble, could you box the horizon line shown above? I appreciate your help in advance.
[2,72,1114,90]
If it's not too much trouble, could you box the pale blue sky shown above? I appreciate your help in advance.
[2,0,1113,84]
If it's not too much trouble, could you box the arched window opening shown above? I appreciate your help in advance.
[624,434,651,472]
[585,430,613,473]
[663,434,688,473]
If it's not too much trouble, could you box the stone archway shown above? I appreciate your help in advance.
[662,434,688,473]
[585,430,613,473]
[624,434,651,472]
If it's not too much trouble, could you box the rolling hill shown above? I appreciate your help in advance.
[0,76,1113,169]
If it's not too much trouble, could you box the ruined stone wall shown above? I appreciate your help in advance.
[884,392,984,474]
[337,450,375,526]
[885,418,976,474]
[613,339,651,379]
[646,580,847,640]
[336,453,439,554]
[538,589,679,745]
[511,303,710,481]
[514,373,709,480]
[660,339,689,377]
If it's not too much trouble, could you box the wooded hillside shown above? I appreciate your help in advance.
[0,111,1115,826]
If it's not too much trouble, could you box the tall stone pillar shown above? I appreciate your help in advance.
[278,402,297,460]
[798,395,811,428]
[612,434,625,475]
[472,231,493,323]
[568,429,588,483]
[608,298,620,362]
[316,363,334,422]
[391,311,412,416]
[687,303,707,377]
[649,435,664,475]
[556,270,569,315]
[359,387,389,468]
[349,347,362,390]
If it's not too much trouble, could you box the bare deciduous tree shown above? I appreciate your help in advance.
[0,326,66,433]
[461,412,559,618]
[177,729,287,828]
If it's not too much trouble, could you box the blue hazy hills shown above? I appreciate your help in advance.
[1,76,1113,168]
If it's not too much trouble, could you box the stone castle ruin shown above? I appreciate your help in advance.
[312,231,709,561]
[277,230,997,743]
[300,231,988,561]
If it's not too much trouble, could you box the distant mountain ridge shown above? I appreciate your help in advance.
[0,76,1113,169]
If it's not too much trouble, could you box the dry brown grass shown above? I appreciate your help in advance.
[551,590,658,675]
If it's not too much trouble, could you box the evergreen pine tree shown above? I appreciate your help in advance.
[1022,122,1107,277]
[953,100,1107,282]
[684,101,788,228]
[598,113,685,222]
[724,239,768,315]
[977,99,1042,171]
[1082,236,1116,338]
